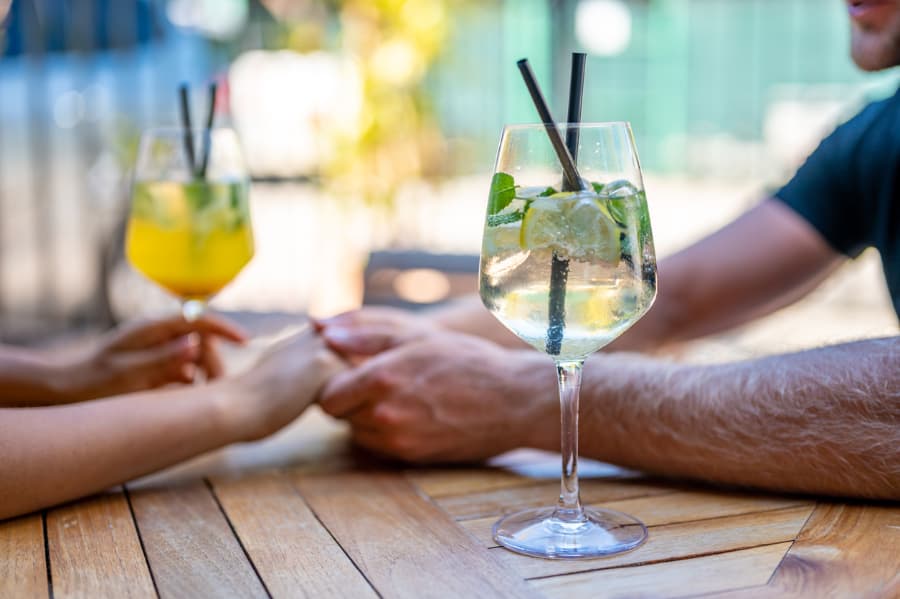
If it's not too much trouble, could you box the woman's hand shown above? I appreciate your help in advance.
[230,328,346,441]
[53,314,248,402]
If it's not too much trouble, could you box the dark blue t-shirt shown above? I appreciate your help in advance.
[775,86,900,318]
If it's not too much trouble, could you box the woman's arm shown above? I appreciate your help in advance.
[0,329,343,520]
[0,314,247,407]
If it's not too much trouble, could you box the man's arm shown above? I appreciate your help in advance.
[320,330,899,499]
[608,199,844,351]
[579,336,900,498]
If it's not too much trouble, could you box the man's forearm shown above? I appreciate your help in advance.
[579,337,900,499]
[0,382,245,520]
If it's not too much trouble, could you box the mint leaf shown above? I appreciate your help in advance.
[487,212,523,227]
[538,186,557,197]
[488,172,516,215]
[591,181,605,194]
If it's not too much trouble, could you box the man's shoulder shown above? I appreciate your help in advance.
[837,86,900,142]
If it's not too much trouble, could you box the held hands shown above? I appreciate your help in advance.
[317,322,557,463]
[232,328,346,441]
[54,314,248,402]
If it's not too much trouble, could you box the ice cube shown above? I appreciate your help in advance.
[604,179,641,198]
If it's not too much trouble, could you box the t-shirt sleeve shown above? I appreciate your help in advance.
[773,112,873,258]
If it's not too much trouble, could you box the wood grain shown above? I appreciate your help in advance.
[491,504,814,579]
[294,471,541,599]
[210,470,377,598]
[0,513,48,599]
[708,503,900,598]
[462,491,811,547]
[46,489,155,599]
[532,542,793,599]
[127,481,267,599]
[436,478,673,521]
[407,467,533,498]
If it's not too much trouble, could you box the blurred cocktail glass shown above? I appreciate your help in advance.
[126,127,254,320]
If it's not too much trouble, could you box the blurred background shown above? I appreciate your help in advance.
[0,0,897,354]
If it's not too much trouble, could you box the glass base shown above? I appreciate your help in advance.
[493,506,647,559]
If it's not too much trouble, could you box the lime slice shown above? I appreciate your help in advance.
[520,197,567,250]
[483,221,524,255]
[565,195,620,262]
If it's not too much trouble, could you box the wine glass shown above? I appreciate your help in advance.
[125,127,254,321]
[479,122,657,559]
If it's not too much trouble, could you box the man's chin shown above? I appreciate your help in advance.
[850,42,900,71]
[850,28,900,70]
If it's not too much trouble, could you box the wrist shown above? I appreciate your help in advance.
[507,350,559,452]
[209,376,258,444]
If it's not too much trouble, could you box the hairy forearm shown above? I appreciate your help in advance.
[0,382,245,520]
[579,337,900,499]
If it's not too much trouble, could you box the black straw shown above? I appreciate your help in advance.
[198,81,218,179]
[178,84,197,178]
[542,53,587,356]
[516,59,585,193]
[564,53,586,173]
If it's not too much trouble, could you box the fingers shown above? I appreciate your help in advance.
[116,335,201,385]
[110,313,249,350]
[319,360,389,418]
[321,325,404,357]
[199,336,225,380]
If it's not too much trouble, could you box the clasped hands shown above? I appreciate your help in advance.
[313,307,558,463]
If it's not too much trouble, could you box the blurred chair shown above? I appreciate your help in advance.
[362,251,479,311]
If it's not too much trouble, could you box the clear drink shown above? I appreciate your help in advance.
[481,188,655,360]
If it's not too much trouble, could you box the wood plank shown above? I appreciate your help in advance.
[462,491,811,547]
[294,472,541,599]
[532,542,793,599]
[210,470,377,598]
[436,478,674,521]
[0,513,49,599]
[707,503,900,598]
[491,504,814,579]
[46,489,156,599]
[406,468,533,498]
[127,481,267,599]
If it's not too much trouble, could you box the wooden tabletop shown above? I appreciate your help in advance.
[2,406,897,599]
[1,317,898,599]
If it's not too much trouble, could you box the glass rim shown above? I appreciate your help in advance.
[502,121,632,132]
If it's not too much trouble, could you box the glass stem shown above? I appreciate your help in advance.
[555,359,585,522]
[182,299,206,322]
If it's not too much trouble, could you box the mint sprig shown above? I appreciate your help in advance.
[488,172,516,215]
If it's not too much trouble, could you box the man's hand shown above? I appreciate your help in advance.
[54,314,248,401]
[319,329,557,463]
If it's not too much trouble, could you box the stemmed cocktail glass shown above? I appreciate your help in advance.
[479,122,657,559]
[126,127,254,321]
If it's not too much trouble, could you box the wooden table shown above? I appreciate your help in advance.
[1,406,897,599]
[1,316,898,598]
